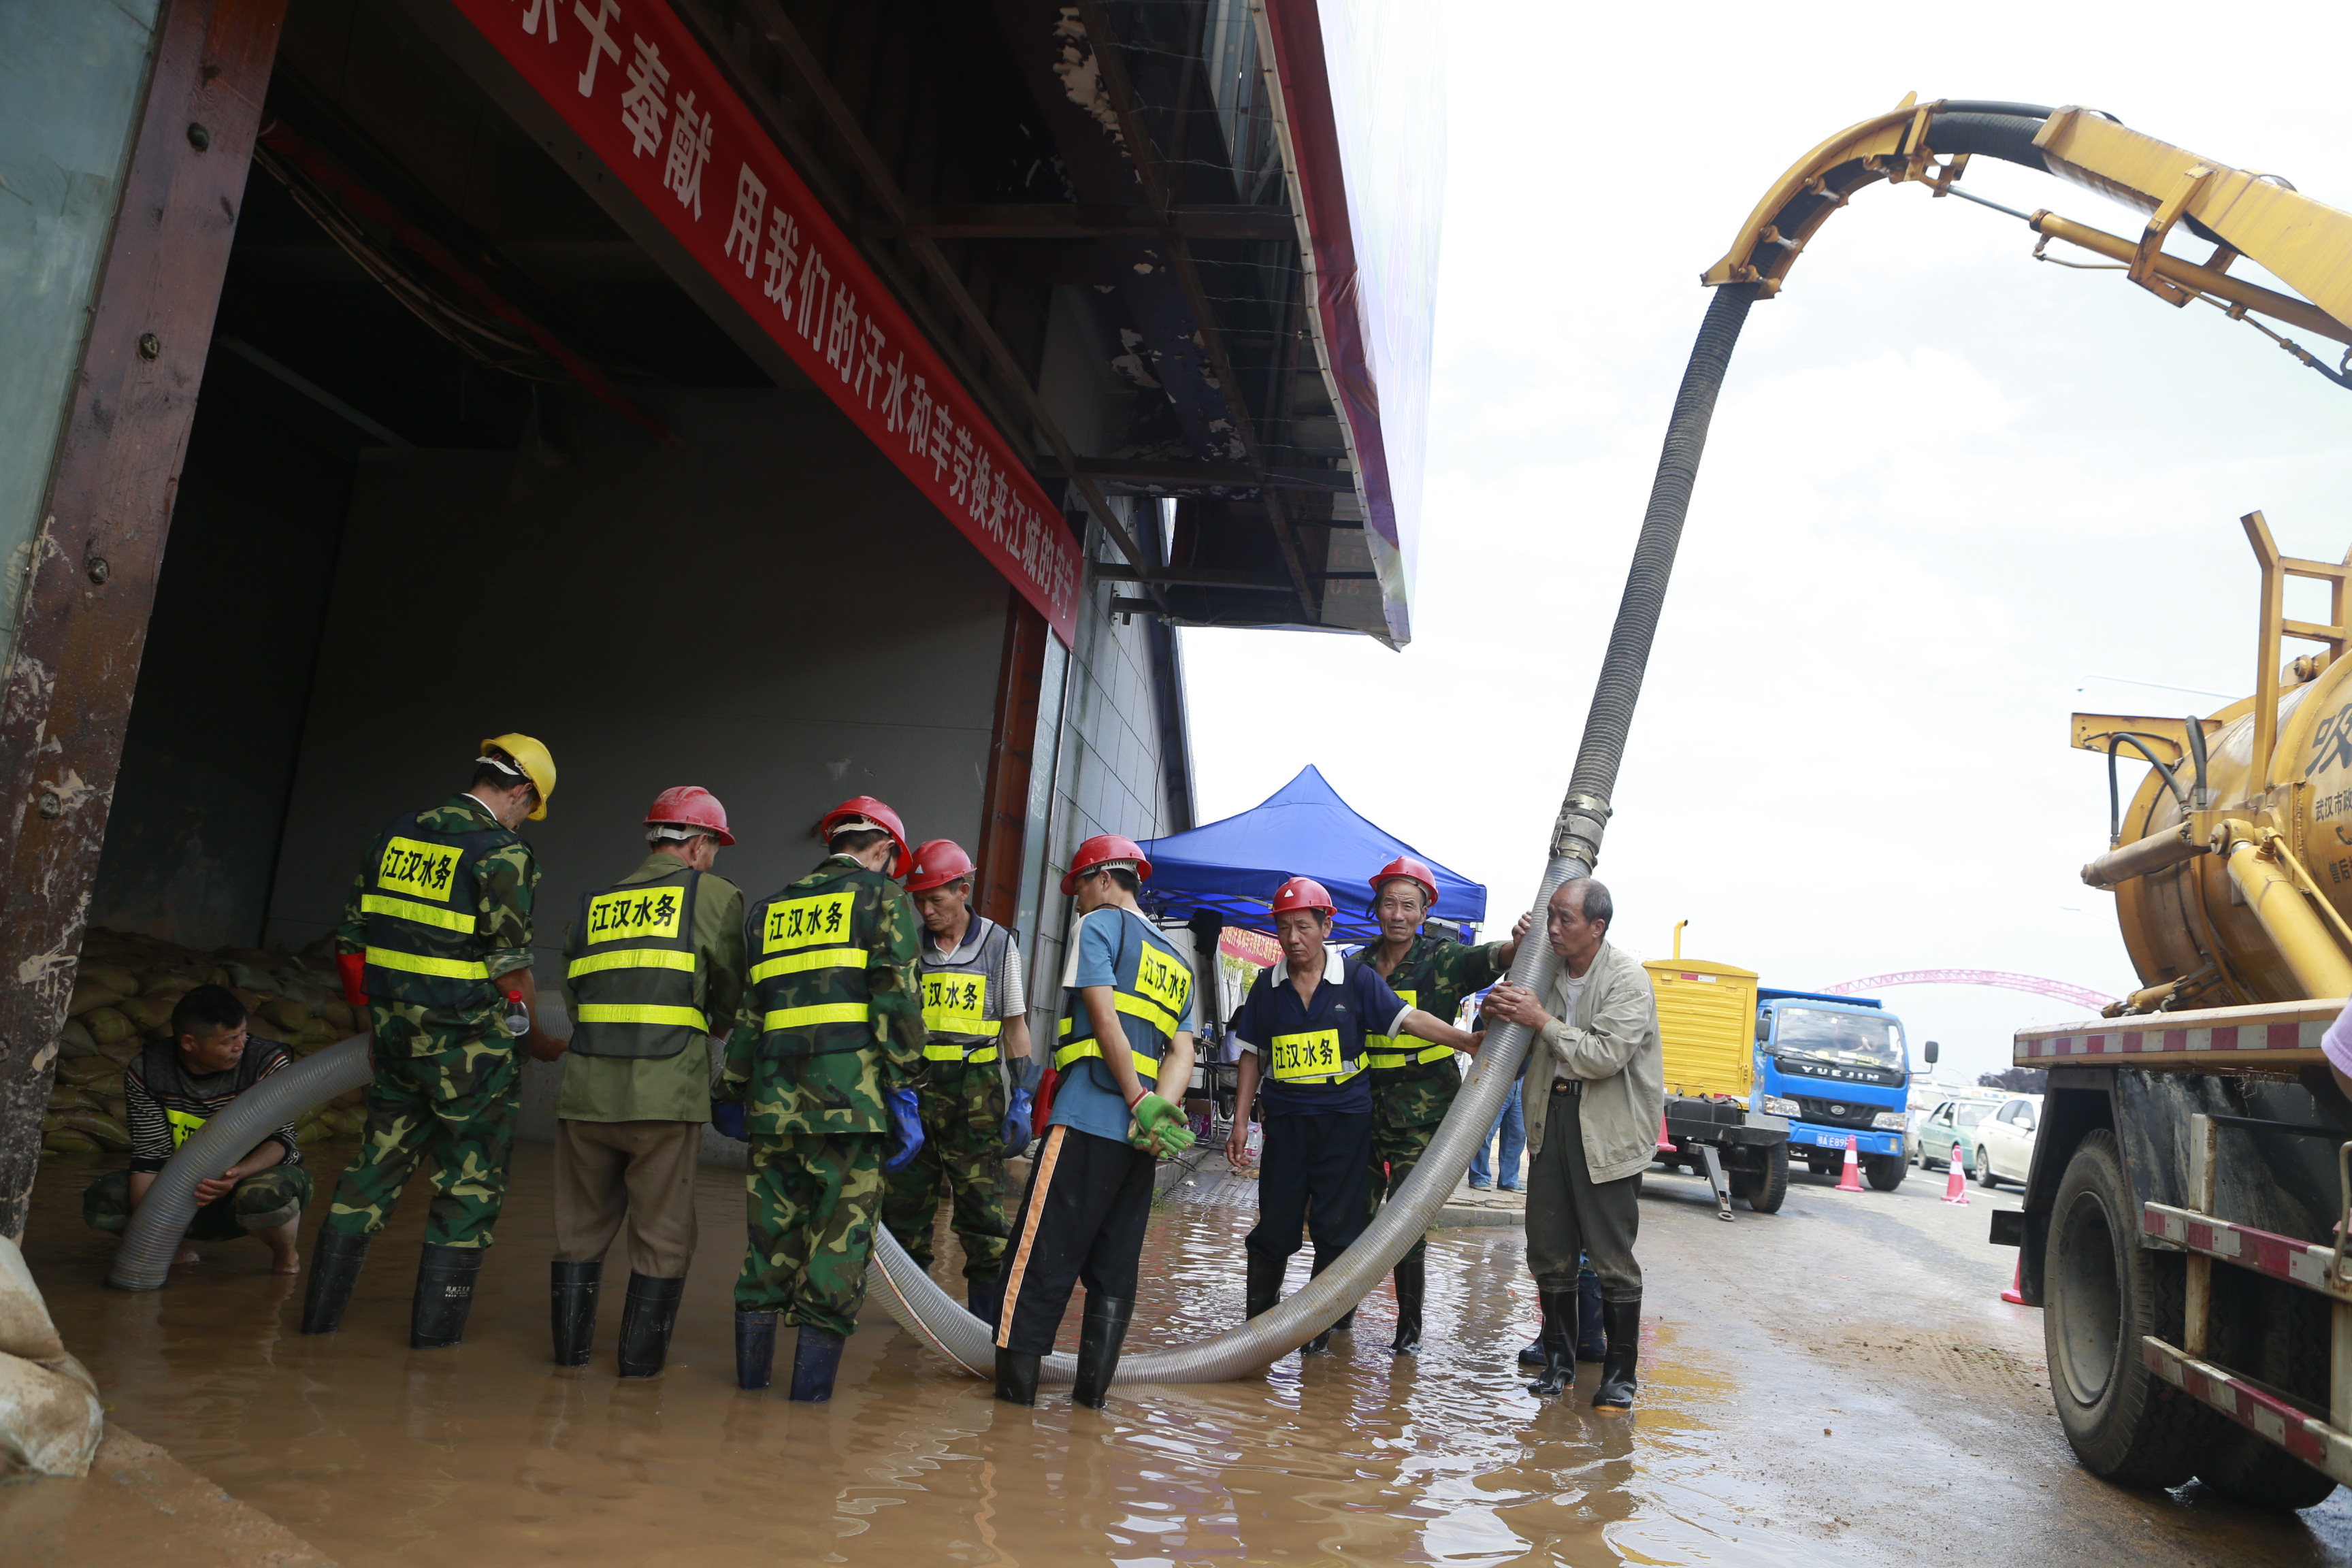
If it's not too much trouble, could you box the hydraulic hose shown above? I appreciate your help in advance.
[107,1035,373,1291]
[866,284,1762,1383]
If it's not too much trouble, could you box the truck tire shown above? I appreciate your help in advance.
[2195,1273,2340,1509]
[1865,1154,1906,1192]
[1746,1142,1789,1213]
[2045,1130,2218,1487]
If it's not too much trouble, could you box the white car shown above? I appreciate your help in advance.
[1974,1094,2044,1188]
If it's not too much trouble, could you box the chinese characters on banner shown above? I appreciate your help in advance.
[457,0,1083,643]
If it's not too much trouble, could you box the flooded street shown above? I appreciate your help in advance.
[12,1143,2352,1566]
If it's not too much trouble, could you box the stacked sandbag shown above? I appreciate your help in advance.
[42,928,372,1158]
[0,1233,103,1478]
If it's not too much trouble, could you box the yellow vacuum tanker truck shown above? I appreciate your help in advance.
[1689,98,2352,1511]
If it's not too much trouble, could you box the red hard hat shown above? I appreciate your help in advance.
[1062,833,1152,895]
[1369,855,1437,909]
[905,838,976,894]
[819,795,911,879]
[644,785,735,846]
[1273,876,1337,917]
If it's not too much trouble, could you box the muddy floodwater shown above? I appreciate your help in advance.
[16,1143,2352,1566]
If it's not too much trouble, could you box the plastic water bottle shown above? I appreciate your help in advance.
[1243,1122,1263,1166]
[504,990,530,1039]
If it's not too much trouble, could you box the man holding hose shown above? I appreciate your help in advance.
[1482,876,1659,1409]
[994,834,1196,1409]
[1226,877,1482,1354]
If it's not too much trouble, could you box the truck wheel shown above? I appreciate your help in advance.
[2195,1273,2340,1509]
[1865,1154,1906,1192]
[2046,1129,2217,1486]
[1745,1143,1790,1213]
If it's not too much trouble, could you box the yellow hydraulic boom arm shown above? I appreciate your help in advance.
[1703,97,2352,382]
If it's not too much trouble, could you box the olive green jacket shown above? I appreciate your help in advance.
[1520,940,1664,1185]
[557,851,747,1123]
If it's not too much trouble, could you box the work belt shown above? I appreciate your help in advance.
[1549,1077,1582,1098]
[1367,1041,1454,1072]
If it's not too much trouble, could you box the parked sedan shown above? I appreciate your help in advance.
[1910,1099,1995,1176]
[1974,1094,2044,1188]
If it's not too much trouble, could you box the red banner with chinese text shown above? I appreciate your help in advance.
[449,0,1082,643]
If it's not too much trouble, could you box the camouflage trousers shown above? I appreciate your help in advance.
[84,1166,313,1241]
[879,1059,1011,1283]
[736,1132,885,1337]
[323,1034,520,1248]
[1369,1105,1448,1271]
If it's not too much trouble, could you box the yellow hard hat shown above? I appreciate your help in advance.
[479,732,557,821]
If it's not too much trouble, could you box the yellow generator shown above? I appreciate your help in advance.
[1644,945,1789,1218]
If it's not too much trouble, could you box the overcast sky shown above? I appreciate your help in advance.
[1179,2,2352,1088]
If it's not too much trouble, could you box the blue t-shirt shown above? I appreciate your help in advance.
[1231,946,1410,1117]
[1050,906,1197,1144]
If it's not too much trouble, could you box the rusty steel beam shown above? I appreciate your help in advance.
[862,203,1296,241]
[1042,457,1354,491]
[975,594,1049,928]
[1092,566,1294,592]
[0,0,287,1240]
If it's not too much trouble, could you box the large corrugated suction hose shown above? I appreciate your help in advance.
[107,1035,373,1291]
[868,283,1763,1383]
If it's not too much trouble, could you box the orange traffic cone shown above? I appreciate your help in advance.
[2002,1258,2025,1305]
[1836,1141,1865,1192]
[1941,1143,1970,1205]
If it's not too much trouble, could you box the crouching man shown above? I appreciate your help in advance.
[1481,877,1660,1409]
[84,985,312,1273]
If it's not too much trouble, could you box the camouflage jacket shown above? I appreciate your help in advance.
[1354,932,1507,1128]
[723,854,925,1135]
[336,795,538,1054]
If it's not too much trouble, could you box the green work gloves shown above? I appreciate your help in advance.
[1128,1092,1195,1158]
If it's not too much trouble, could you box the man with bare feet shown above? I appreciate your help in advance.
[83,984,312,1273]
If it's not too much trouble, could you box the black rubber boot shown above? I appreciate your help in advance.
[788,1325,847,1403]
[1592,1295,1640,1410]
[551,1260,601,1367]
[1244,1251,1284,1322]
[1575,1269,1607,1361]
[735,1310,778,1390]
[1070,1294,1133,1409]
[1389,1254,1424,1356]
[410,1243,483,1350]
[1524,1287,1576,1398]
[299,1229,371,1337]
[966,1275,1002,1334]
[1517,1336,1546,1368]
[616,1273,685,1378]
[995,1348,1040,1406]
[1303,1254,1341,1354]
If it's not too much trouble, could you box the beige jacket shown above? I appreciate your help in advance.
[1520,939,1663,1185]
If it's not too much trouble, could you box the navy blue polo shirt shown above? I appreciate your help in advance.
[1230,945,1412,1117]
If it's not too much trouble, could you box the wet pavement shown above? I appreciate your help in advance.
[9,1141,2352,1566]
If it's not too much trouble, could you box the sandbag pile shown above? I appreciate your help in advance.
[42,928,369,1158]
[0,1234,103,1478]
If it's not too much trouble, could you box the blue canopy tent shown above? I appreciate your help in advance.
[1137,766,1487,944]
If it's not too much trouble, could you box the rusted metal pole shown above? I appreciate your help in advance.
[0,0,286,1240]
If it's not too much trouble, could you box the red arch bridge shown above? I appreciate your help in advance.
[1815,970,2117,1012]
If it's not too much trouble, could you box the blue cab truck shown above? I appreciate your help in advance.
[1753,987,1925,1192]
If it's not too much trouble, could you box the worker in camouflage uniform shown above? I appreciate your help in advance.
[721,796,928,1402]
[880,839,1035,1330]
[1353,857,1519,1354]
[304,734,568,1349]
